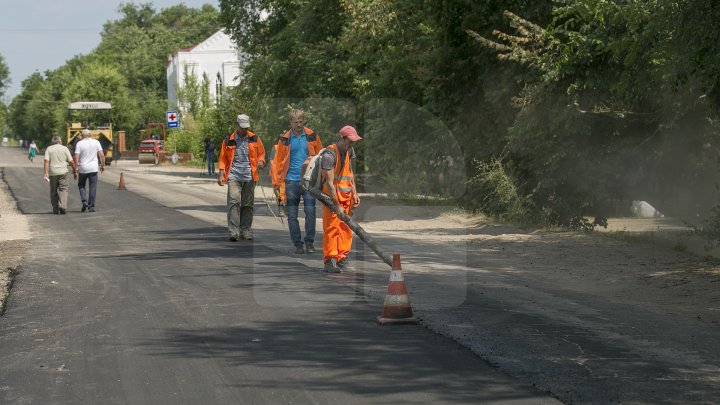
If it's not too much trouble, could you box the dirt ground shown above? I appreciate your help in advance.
[0,170,31,314]
[358,208,720,321]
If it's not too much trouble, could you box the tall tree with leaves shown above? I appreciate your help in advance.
[8,73,46,143]
[0,54,8,139]
[0,54,10,100]
[93,3,221,128]
[57,61,140,145]
[467,1,720,225]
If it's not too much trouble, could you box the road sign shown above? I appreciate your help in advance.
[166,111,179,128]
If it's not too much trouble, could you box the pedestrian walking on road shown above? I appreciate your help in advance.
[204,137,216,175]
[28,140,38,163]
[321,125,361,273]
[43,136,77,215]
[73,129,105,212]
[218,114,266,241]
[271,109,323,254]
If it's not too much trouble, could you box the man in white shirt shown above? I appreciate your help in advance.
[73,129,105,212]
[43,136,77,214]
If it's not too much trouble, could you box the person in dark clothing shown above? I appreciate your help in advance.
[204,137,216,175]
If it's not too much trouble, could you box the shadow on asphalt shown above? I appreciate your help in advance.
[170,205,227,213]
[134,319,548,404]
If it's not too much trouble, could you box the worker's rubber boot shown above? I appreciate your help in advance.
[323,258,341,273]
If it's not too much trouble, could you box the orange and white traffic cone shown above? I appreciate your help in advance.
[117,172,126,190]
[377,253,418,325]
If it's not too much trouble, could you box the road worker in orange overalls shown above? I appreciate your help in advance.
[320,126,361,273]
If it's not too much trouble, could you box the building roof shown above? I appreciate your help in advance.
[167,29,237,65]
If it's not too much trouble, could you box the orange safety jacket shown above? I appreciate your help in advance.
[269,144,287,203]
[322,143,355,262]
[218,130,266,183]
[322,144,355,203]
[271,127,323,187]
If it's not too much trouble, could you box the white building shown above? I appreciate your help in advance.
[166,29,243,111]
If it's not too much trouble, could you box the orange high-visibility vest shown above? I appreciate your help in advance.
[271,127,323,187]
[269,144,286,203]
[218,130,266,183]
[322,144,354,262]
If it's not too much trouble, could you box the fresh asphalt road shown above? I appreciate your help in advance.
[0,151,559,403]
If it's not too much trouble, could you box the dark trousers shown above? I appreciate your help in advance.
[227,180,255,236]
[285,180,316,247]
[206,151,215,174]
[78,172,98,207]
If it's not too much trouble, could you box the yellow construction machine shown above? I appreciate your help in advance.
[66,101,114,164]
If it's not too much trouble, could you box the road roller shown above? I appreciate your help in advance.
[139,123,166,165]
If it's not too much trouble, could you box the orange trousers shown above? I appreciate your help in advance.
[322,199,353,262]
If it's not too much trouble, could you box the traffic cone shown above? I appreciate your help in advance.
[117,172,126,190]
[377,253,418,325]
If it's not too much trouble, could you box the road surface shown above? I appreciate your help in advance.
[3,145,720,404]
[0,147,558,404]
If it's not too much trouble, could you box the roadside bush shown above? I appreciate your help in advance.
[169,115,205,158]
[465,157,533,224]
[692,195,720,247]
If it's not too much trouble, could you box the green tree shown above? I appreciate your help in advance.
[91,2,222,147]
[177,67,212,118]
[467,1,720,225]
[8,73,46,143]
[0,54,10,100]
[173,68,214,157]
[220,0,550,196]
[95,3,220,105]
[0,53,8,139]
[58,62,140,145]
[7,3,224,153]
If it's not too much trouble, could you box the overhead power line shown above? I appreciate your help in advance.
[0,29,100,33]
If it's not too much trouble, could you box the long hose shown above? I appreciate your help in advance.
[257,171,284,225]
[302,185,393,268]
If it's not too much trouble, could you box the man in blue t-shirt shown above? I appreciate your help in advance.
[271,109,324,254]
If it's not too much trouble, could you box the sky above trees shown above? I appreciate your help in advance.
[0,0,217,101]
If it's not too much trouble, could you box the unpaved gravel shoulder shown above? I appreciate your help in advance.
[0,169,31,314]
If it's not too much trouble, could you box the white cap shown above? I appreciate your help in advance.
[236,114,250,128]
[81,129,91,137]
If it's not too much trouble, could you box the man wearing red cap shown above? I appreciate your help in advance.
[320,125,362,272]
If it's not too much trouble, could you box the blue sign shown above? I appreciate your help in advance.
[166,111,179,128]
